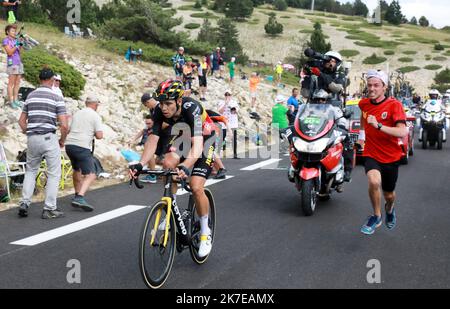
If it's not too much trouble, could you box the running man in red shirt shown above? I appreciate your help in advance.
[357,70,408,235]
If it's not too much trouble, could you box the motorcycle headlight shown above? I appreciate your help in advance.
[435,113,445,122]
[293,137,330,153]
[422,112,431,121]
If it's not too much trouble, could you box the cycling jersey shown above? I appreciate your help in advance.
[152,98,217,179]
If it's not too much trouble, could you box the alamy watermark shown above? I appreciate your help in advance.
[66,259,81,284]
[366,259,381,284]
[67,0,81,24]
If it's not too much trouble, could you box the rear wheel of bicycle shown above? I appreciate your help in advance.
[189,188,216,265]
[139,201,176,289]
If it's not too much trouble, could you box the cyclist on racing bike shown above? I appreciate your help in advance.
[131,80,216,257]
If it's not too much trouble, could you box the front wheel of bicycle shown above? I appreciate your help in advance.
[139,201,176,289]
[189,188,216,265]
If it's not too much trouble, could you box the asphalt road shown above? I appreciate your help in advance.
[1,139,450,289]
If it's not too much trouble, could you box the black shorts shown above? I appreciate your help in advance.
[199,75,207,87]
[66,145,95,175]
[165,132,216,179]
[364,157,400,192]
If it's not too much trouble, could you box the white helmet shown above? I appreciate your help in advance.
[429,89,441,96]
[325,51,343,63]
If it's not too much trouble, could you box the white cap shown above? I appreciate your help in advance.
[178,46,184,51]
[366,69,388,86]
[275,94,286,104]
[54,74,62,81]
[86,96,101,104]
[278,61,282,65]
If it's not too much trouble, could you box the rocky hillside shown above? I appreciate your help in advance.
[0,23,289,175]
[170,0,450,96]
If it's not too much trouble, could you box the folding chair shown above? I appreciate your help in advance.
[0,143,26,202]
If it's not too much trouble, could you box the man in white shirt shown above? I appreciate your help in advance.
[52,74,64,98]
[65,96,104,211]
[218,90,240,159]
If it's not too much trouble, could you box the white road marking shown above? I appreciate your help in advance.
[240,159,282,171]
[10,206,147,247]
[10,176,236,246]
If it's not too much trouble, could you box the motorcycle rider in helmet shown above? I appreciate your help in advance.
[422,89,449,131]
[309,51,353,182]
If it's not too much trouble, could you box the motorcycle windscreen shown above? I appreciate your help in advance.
[295,104,335,140]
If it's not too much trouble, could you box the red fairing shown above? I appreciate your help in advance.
[294,117,334,141]
[321,143,343,171]
[290,146,298,168]
[300,167,319,180]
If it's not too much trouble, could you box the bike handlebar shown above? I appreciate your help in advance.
[129,169,193,192]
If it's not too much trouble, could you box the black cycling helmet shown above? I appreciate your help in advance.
[153,79,185,102]
[141,92,152,104]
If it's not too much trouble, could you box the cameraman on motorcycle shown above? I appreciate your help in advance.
[303,50,353,182]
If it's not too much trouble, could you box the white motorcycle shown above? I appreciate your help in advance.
[419,100,447,150]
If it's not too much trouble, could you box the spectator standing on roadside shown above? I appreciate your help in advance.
[228,57,236,83]
[219,47,226,79]
[171,46,186,80]
[52,74,63,98]
[249,72,261,112]
[218,90,240,159]
[2,24,23,109]
[212,47,221,78]
[274,61,283,86]
[198,56,208,101]
[17,67,68,219]
[2,0,20,23]
[65,96,104,212]
[287,88,301,125]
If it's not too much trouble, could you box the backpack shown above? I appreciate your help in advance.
[93,156,104,176]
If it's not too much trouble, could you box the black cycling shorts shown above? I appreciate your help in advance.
[155,127,171,158]
[364,157,400,192]
[66,145,95,175]
[165,132,216,179]
[199,75,207,87]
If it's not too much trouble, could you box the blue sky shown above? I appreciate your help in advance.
[362,0,449,28]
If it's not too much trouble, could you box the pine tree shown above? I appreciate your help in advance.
[264,13,283,36]
[352,0,368,17]
[273,0,288,11]
[409,16,417,25]
[385,0,404,25]
[307,22,331,54]
[419,16,429,27]
[216,18,248,63]
[224,0,254,20]
[197,18,218,45]
[194,0,202,9]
